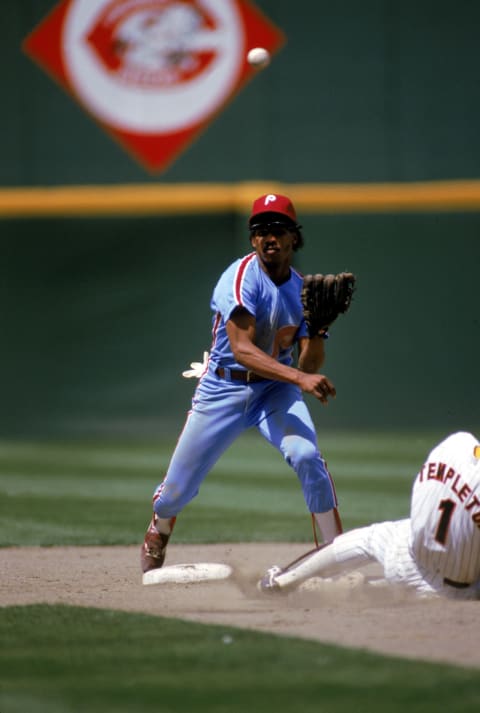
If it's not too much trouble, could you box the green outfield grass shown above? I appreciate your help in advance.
[0,429,447,546]
[1,604,479,713]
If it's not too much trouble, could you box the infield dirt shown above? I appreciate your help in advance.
[2,543,479,669]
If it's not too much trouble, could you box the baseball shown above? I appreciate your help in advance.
[247,47,270,68]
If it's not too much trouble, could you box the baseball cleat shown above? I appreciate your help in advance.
[258,565,283,592]
[140,518,171,573]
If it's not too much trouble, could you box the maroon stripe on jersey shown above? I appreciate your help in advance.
[234,253,256,306]
[211,311,221,346]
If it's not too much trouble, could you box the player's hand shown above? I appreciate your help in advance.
[297,372,336,404]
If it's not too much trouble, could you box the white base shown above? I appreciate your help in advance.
[142,562,233,586]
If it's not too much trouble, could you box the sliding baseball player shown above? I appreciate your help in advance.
[260,431,480,599]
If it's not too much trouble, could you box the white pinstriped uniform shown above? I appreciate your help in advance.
[335,432,480,598]
[271,432,480,598]
[410,431,480,587]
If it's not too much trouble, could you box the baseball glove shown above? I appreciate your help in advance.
[301,272,356,337]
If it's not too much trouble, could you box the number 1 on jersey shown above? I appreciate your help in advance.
[434,499,456,545]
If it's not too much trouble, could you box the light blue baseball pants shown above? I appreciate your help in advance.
[152,365,338,517]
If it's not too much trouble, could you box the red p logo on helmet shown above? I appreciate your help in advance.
[249,194,297,224]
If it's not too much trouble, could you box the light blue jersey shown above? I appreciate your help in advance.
[210,252,308,369]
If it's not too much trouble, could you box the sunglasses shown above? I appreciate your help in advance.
[250,222,299,238]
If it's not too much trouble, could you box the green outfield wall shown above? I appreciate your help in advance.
[2,2,479,438]
[2,211,478,438]
[3,0,480,185]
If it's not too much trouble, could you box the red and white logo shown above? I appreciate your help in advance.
[23,0,285,172]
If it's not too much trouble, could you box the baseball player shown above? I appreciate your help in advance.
[259,431,480,599]
[141,193,353,573]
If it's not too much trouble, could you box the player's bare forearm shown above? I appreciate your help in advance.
[225,314,299,382]
[226,311,335,403]
[230,336,303,384]
[297,336,325,373]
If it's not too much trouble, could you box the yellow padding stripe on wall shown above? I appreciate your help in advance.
[1,180,480,218]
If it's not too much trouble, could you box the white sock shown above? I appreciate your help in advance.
[314,508,342,543]
[153,515,174,535]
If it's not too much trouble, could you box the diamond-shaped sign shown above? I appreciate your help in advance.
[23,0,286,173]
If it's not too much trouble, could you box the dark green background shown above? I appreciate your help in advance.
[2,212,478,437]
[1,1,479,437]
[4,0,480,184]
